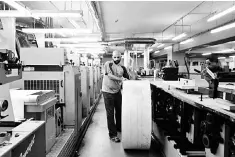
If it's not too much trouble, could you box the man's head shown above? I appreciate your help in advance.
[112,50,122,64]
[206,56,221,73]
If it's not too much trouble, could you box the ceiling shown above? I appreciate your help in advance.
[100,1,202,36]
[98,1,235,41]
[2,1,235,57]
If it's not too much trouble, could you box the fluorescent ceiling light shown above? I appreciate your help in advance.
[218,57,226,59]
[44,37,100,42]
[75,50,105,54]
[164,46,172,50]
[68,19,80,29]
[180,38,194,45]
[0,10,82,19]
[12,0,81,2]
[202,52,212,56]
[71,48,105,51]
[57,43,105,48]
[213,49,235,53]
[211,22,235,33]
[208,5,235,22]
[172,33,187,41]
[22,28,92,34]
[155,36,173,40]
[155,51,160,53]
[3,0,30,13]
[229,55,235,58]
[2,1,39,19]
[0,11,30,17]
[157,44,165,48]
[31,10,82,18]
[149,48,153,51]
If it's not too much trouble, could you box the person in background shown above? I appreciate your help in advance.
[102,50,129,143]
[202,57,222,82]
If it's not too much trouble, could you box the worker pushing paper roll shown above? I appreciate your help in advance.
[122,80,152,149]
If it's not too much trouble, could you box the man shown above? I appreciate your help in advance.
[102,50,129,143]
[202,57,222,82]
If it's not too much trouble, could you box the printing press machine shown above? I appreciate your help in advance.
[151,70,235,157]
[0,49,47,157]
[9,48,84,156]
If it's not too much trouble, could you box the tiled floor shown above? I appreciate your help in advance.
[77,96,163,157]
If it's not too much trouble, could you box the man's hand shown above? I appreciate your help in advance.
[121,77,128,81]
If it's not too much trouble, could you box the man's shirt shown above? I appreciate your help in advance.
[102,61,124,93]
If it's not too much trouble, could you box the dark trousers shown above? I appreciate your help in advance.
[103,91,122,137]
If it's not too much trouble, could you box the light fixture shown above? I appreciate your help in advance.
[172,33,187,41]
[149,48,153,51]
[76,50,105,54]
[31,10,82,18]
[0,11,30,17]
[208,5,235,22]
[164,46,172,50]
[2,1,39,19]
[202,52,212,56]
[0,10,82,19]
[211,22,235,33]
[213,49,235,53]
[218,57,226,59]
[57,43,105,48]
[44,37,101,42]
[22,28,92,34]
[180,38,194,45]
[229,55,235,58]
[3,0,30,13]
[155,51,160,53]
[13,0,82,1]
[157,44,165,48]
[68,19,80,29]
[155,36,173,40]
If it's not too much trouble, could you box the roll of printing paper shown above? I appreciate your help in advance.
[122,80,152,149]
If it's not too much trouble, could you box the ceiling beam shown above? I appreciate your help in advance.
[90,1,106,41]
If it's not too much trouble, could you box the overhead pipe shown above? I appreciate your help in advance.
[107,38,156,46]
[89,1,106,40]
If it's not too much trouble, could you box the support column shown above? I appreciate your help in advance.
[0,18,16,53]
[144,48,150,70]
[81,54,88,66]
[124,50,129,67]
[84,55,88,66]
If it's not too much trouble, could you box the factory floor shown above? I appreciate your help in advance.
[77,96,163,157]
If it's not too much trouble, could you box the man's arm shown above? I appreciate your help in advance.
[122,66,130,80]
[104,62,122,81]
[107,73,122,81]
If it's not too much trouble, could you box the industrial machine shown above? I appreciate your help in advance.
[88,66,95,107]
[0,49,46,157]
[152,86,205,157]
[11,89,57,153]
[161,60,179,81]
[16,48,83,134]
[94,66,98,99]
[151,68,235,157]
[81,66,90,118]
[8,48,84,156]
[96,66,102,94]
[55,107,62,137]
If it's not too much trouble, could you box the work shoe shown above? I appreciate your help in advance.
[110,136,121,143]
